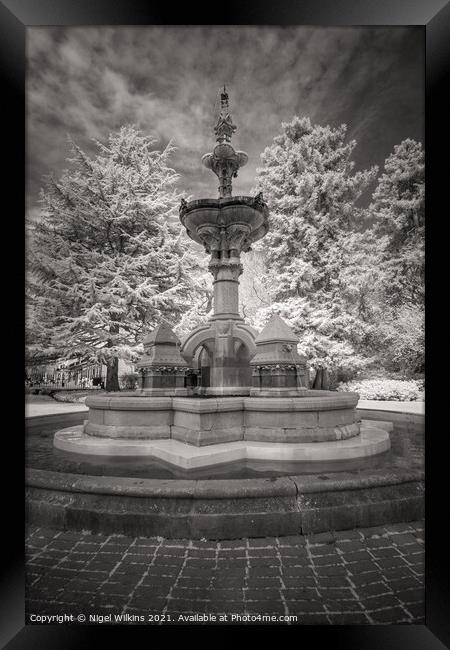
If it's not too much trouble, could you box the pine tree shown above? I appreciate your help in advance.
[366,139,425,374]
[27,125,207,390]
[369,138,424,307]
[251,116,378,388]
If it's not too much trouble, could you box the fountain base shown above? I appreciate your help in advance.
[54,423,390,469]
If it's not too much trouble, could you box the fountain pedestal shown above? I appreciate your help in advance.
[179,196,268,395]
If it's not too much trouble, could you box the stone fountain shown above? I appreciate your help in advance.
[54,87,389,468]
[40,90,423,540]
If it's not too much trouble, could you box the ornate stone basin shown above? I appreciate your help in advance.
[180,195,269,254]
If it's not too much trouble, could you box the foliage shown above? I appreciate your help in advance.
[52,390,93,403]
[337,378,424,402]
[251,116,378,384]
[364,139,425,374]
[27,125,208,389]
[120,372,140,390]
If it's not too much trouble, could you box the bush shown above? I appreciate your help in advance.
[53,391,91,403]
[337,378,424,401]
[120,372,139,390]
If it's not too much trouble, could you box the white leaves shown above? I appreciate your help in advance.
[28,124,206,363]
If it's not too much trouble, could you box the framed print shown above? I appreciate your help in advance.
[1,0,448,647]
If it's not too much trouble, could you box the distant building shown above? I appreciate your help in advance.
[25,355,134,388]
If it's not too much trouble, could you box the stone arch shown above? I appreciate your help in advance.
[191,339,215,369]
[181,323,258,366]
[232,324,258,358]
[197,344,213,388]
[180,325,216,364]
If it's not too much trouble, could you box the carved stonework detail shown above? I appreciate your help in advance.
[201,88,248,198]
[179,198,188,218]
[250,315,309,394]
[208,257,243,282]
[197,225,221,253]
[253,191,265,210]
[226,223,251,253]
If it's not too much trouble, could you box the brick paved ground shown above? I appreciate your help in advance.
[26,521,424,625]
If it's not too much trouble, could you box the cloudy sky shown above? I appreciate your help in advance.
[26,26,424,216]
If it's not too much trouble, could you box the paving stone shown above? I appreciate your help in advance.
[212,577,246,588]
[207,601,245,613]
[385,523,414,534]
[354,582,391,598]
[25,522,425,625]
[247,537,278,547]
[248,567,281,577]
[282,588,320,601]
[374,558,409,571]
[247,547,278,556]
[187,549,216,559]
[181,567,216,577]
[390,533,419,546]
[341,550,374,563]
[245,589,282,601]
[100,582,134,596]
[283,576,317,589]
[395,588,424,604]
[248,578,282,589]
[401,544,425,556]
[370,547,402,559]
[381,566,416,580]
[244,602,285,614]
[361,594,402,610]
[157,547,186,556]
[389,577,422,592]
[219,540,247,549]
[209,589,243,601]
[315,565,347,576]
[317,587,353,599]
[403,602,425,618]
[333,530,363,541]
[315,576,349,588]
[248,558,279,568]
[307,532,336,544]
[370,606,410,623]
[218,548,247,557]
[363,538,391,549]
[313,555,342,567]
[279,547,308,558]
[129,596,167,610]
[347,560,380,574]
[309,547,338,559]
[284,599,325,612]
[66,579,99,593]
[324,600,363,613]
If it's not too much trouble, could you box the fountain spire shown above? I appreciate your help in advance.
[202,87,248,197]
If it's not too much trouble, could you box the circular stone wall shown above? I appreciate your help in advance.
[82,391,362,445]
[26,409,424,539]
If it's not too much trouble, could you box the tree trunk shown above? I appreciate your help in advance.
[312,366,330,390]
[312,367,323,389]
[106,356,120,392]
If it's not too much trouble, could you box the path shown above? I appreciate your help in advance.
[26,521,424,625]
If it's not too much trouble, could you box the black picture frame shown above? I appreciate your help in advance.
[2,0,448,646]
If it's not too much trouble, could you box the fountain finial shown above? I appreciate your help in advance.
[202,87,248,197]
[214,86,237,144]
